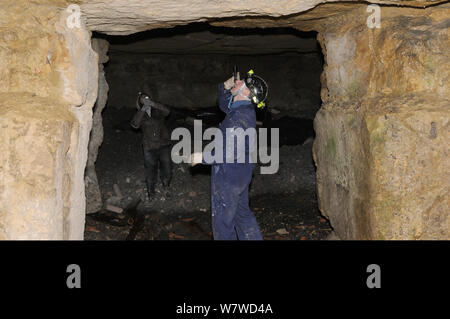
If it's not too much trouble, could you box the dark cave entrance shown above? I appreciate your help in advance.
[85,23,332,240]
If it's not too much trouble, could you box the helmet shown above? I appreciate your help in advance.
[136,91,151,108]
[244,70,268,108]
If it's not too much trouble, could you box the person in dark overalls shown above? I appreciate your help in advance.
[191,70,269,240]
[131,92,172,200]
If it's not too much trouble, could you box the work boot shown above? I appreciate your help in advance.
[147,188,156,202]
[163,190,171,200]
[161,182,171,199]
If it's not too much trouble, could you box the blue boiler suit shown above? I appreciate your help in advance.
[202,83,263,240]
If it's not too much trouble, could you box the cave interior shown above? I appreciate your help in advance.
[1,1,447,240]
[85,23,332,240]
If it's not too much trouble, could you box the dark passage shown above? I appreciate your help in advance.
[85,23,332,240]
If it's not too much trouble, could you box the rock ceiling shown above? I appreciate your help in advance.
[80,0,447,35]
[103,25,320,55]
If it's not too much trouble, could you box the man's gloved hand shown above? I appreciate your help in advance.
[141,104,152,118]
[141,105,151,113]
[224,72,240,90]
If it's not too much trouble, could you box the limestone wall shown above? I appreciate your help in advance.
[313,4,449,239]
[85,39,109,214]
[0,0,98,239]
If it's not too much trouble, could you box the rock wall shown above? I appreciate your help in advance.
[105,52,322,118]
[85,39,109,214]
[313,4,449,239]
[0,0,98,239]
[1,0,448,240]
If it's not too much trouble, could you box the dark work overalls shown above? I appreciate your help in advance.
[130,103,172,196]
[202,83,263,240]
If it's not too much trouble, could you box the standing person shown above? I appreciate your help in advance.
[131,92,172,200]
[191,70,268,240]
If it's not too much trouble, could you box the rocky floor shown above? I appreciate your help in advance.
[84,107,332,240]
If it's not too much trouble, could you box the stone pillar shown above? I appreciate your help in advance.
[313,5,449,239]
[85,39,109,214]
[0,1,98,239]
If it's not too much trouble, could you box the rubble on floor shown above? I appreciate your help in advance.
[84,107,332,240]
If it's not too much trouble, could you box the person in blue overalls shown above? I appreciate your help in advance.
[191,70,269,240]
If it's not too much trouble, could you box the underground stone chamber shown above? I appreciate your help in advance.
[1,1,448,240]
[84,24,330,240]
